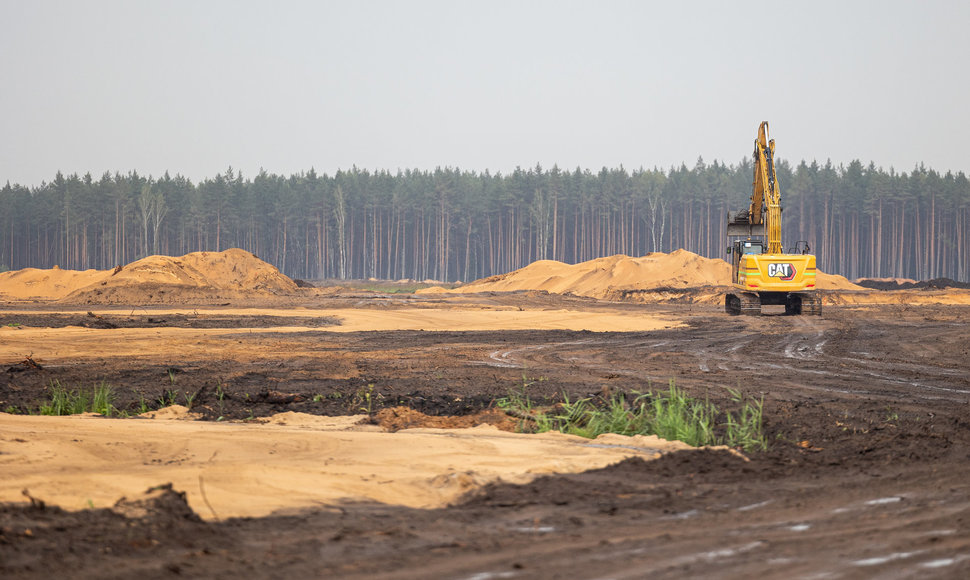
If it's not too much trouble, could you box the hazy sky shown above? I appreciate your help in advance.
[2,0,968,186]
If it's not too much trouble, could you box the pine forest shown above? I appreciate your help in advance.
[2,158,968,283]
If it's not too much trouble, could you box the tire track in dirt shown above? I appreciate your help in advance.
[467,312,970,405]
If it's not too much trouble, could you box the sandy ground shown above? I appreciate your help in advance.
[2,297,970,579]
[3,250,970,578]
[0,306,680,364]
[0,411,691,519]
[0,304,686,520]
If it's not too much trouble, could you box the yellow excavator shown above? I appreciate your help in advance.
[725,122,821,315]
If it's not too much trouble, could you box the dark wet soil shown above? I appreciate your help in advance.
[0,311,340,330]
[855,277,970,290]
[2,299,970,579]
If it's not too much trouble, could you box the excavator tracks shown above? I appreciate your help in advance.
[725,292,762,316]
[791,291,822,316]
[726,291,822,316]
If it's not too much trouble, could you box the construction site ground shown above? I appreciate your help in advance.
[1,291,969,579]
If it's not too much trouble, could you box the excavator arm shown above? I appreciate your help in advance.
[751,122,783,254]
[727,121,783,254]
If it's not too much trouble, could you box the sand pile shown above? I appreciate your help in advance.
[0,249,297,304]
[421,250,728,300]
[855,276,918,285]
[0,266,106,301]
[815,271,862,290]
[0,412,694,518]
[420,250,861,300]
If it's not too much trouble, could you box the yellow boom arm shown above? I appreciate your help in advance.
[750,121,783,254]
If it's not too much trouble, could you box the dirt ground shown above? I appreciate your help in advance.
[2,291,970,578]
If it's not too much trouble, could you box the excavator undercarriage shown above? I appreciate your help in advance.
[725,291,821,316]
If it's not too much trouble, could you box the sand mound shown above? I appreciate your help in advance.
[375,406,517,432]
[0,249,297,304]
[0,412,692,518]
[0,266,106,301]
[138,405,202,420]
[819,271,863,290]
[420,250,729,300]
[855,276,918,285]
[419,250,861,299]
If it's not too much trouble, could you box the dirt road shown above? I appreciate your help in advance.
[2,295,969,578]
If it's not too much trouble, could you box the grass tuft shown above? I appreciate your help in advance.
[39,380,120,417]
[497,380,768,452]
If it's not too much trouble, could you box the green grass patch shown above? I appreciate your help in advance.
[38,380,121,417]
[496,380,768,452]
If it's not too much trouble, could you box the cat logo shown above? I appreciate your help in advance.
[767,262,796,281]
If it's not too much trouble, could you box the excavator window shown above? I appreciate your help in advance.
[741,241,764,254]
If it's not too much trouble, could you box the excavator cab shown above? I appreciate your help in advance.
[738,240,765,254]
[727,239,765,286]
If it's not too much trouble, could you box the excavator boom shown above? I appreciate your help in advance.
[752,122,783,254]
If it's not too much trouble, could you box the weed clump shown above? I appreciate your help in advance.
[39,380,120,417]
[497,381,767,452]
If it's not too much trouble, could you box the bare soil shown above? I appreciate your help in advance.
[2,293,970,579]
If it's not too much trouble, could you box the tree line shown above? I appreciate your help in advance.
[1,159,968,283]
